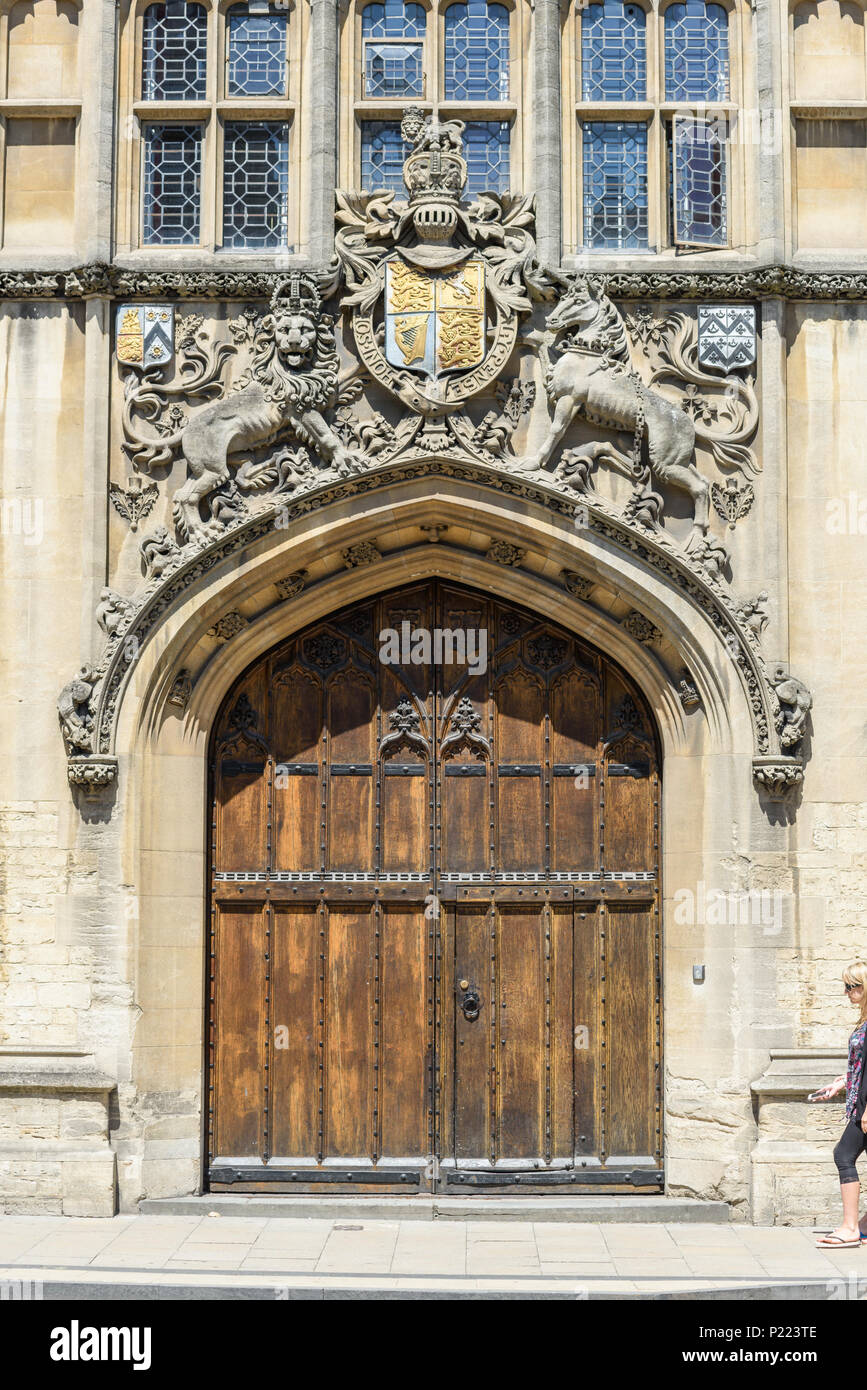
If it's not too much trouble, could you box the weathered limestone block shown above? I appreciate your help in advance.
[0,1054,116,1217]
[750,1049,848,1225]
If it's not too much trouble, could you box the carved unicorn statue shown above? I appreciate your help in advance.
[522,274,755,551]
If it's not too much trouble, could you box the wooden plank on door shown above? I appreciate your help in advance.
[323,903,374,1158]
[378,904,431,1157]
[269,902,320,1159]
[605,904,656,1158]
[212,902,266,1160]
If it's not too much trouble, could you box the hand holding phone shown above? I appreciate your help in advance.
[808,1087,832,1101]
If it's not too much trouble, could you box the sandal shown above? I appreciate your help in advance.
[815,1233,862,1248]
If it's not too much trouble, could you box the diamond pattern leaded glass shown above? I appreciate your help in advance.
[444,1,510,102]
[672,116,726,245]
[360,120,411,193]
[222,122,289,248]
[227,7,287,97]
[363,1,424,97]
[664,1,729,102]
[582,122,648,250]
[582,1,646,102]
[463,121,510,195]
[142,3,207,101]
[143,124,203,245]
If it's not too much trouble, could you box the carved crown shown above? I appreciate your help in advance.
[400,107,468,242]
[270,272,321,317]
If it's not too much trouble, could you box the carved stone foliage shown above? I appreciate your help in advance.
[487,540,525,567]
[712,477,755,530]
[621,610,662,646]
[342,541,381,568]
[109,478,159,532]
[207,612,247,643]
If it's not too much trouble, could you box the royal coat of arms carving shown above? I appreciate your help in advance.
[336,106,542,416]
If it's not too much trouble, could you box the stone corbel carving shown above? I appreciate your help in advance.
[67,756,118,794]
[752,757,805,801]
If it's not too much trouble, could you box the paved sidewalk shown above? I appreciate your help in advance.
[2,1214,867,1298]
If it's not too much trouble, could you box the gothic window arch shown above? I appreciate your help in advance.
[562,0,746,255]
[118,0,302,253]
[342,0,522,199]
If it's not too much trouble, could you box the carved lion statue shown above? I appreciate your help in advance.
[128,276,363,544]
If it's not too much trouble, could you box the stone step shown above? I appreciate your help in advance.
[139,1193,731,1223]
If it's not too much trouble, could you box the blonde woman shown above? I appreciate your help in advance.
[811,961,867,1248]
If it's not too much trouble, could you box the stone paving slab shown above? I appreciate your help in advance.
[1,1214,866,1299]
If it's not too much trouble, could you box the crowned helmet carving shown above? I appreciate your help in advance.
[400,106,468,243]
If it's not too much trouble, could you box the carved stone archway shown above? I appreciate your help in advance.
[93,474,772,1210]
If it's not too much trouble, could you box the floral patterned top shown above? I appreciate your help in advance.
[845,1020,867,1121]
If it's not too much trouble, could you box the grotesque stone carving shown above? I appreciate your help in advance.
[770,666,813,750]
[58,666,98,756]
[95,589,136,640]
[736,591,769,642]
[140,525,184,580]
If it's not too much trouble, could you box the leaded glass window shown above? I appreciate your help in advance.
[360,120,410,193]
[226,6,287,97]
[222,121,289,248]
[463,121,510,195]
[362,1,425,97]
[671,114,726,245]
[582,1,646,102]
[582,121,648,250]
[143,123,203,245]
[664,1,729,102]
[142,3,207,101]
[444,1,510,102]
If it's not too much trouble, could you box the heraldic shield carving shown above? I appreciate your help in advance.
[336,106,542,415]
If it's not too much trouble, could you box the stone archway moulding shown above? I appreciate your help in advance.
[61,459,806,800]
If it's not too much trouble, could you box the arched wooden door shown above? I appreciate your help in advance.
[207,581,662,1194]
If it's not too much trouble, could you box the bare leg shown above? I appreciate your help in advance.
[822,1181,860,1242]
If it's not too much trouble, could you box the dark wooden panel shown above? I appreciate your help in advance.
[550,669,599,873]
[604,737,656,873]
[550,902,576,1160]
[440,763,488,873]
[605,904,656,1158]
[212,903,266,1160]
[381,764,429,874]
[572,907,599,1159]
[272,666,322,873]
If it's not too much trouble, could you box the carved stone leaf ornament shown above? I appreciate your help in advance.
[109,477,159,532]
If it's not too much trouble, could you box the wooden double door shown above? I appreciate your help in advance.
[207,581,662,1194]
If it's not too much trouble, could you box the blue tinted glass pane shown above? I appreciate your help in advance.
[361,120,410,193]
[364,41,423,96]
[582,1,646,101]
[142,3,207,100]
[664,2,729,101]
[444,2,510,101]
[582,121,648,250]
[143,124,202,245]
[462,120,510,195]
[227,8,287,97]
[222,121,289,248]
[361,1,425,37]
[672,118,726,244]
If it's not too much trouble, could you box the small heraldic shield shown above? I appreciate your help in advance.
[385,259,485,378]
[116,304,175,368]
[697,305,756,371]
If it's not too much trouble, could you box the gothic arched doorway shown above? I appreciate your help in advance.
[207,580,662,1193]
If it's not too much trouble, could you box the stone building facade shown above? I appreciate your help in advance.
[0,0,864,1222]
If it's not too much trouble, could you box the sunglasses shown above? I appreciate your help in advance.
[845,982,863,993]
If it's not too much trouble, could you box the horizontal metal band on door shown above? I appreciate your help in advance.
[213,871,433,882]
[443,1169,664,1188]
[209,1168,422,1186]
[437,871,657,883]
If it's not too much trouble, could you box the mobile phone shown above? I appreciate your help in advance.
[808,1088,830,1101]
